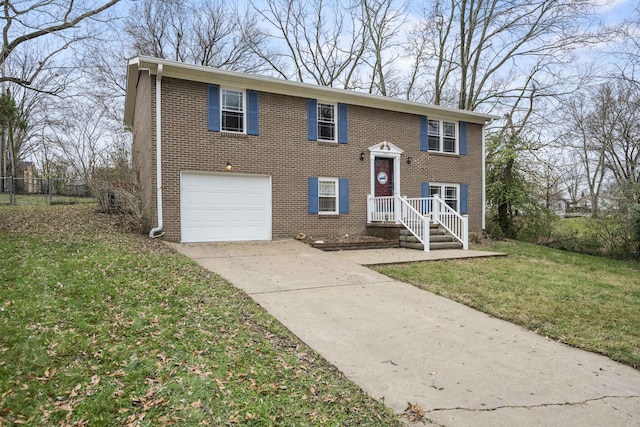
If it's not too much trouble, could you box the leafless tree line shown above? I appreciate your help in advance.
[1,0,638,217]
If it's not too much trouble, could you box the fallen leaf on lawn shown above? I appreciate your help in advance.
[89,375,100,387]
[68,383,82,399]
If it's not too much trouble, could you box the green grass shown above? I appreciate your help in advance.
[0,204,402,426]
[554,217,590,236]
[374,240,640,369]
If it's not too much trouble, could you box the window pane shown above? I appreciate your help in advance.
[445,186,457,210]
[222,111,243,132]
[428,135,440,151]
[445,186,457,199]
[430,187,441,197]
[318,123,335,140]
[443,137,455,153]
[318,103,334,121]
[428,120,440,135]
[319,197,336,212]
[443,121,455,137]
[319,181,336,197]
[222,90,243,112]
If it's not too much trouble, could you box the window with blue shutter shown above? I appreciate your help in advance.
[308,177,319,213]
[307,99,318,141]
[420,116,428,151]
[308,177,348,215]
[208,84,220,131]
[459,122,467,155]
[339,178,349,213]
[338,103,348,144]
[460,184,468,215]
[247,90,259,135]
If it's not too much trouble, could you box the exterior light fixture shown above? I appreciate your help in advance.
[225,162,232,171]
[360,152,365,161]
[407,156,412,165]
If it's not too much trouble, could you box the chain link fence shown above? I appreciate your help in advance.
[0,177,91,205]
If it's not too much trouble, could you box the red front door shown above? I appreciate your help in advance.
[374,158,393,197]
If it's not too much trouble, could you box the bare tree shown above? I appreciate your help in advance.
[45,96,124,185]
[596,81,640,205]
[618,2,640,89]
[561,80,640,216]
[125,0,268,73]
[404,0,606,110]
[0,0,122,90]
[563,90,607,216]
[360,0,407,96]
[248,0,368,87]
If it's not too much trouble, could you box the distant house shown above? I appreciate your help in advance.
[123,57,496,250]
[565,194,592,217]
[17,161,38,194]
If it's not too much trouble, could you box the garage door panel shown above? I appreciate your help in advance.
[181,173,271,243]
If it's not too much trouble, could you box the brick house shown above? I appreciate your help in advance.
[124,56,495,250]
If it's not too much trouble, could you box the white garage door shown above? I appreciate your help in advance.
[181,173,272,243]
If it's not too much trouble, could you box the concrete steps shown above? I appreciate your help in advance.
[399,225,462,250]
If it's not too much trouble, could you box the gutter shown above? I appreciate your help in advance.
[149,63,164,238]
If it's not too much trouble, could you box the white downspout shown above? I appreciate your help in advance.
[149,64,164,238]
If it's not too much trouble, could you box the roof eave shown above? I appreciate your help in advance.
[126,56,498,126]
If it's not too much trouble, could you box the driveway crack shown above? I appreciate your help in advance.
[428,395,640,414]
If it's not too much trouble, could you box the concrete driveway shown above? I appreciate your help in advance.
[170,240,640,426]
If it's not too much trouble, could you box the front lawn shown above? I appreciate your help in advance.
[0,204,402,426]
[374,240,640,369]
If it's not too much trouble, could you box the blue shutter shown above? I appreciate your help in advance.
[460,184,468,214]
[338,103,348,144]
[247,90,259,135]
[339,178,349,213]
[308,177,319,214]
[421,182,430,213]
[459,121,467,155]
[307,99,318,141]
[420,116,428,151]
[208,84,220,131]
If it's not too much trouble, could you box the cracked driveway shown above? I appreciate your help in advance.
[171,240,640,426]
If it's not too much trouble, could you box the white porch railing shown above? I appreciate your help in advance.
[430,195,468,250]
[368,195,468,250]
[397,196,430,251]
[367,195,396,222]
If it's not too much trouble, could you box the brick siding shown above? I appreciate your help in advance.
[132,75,485,242]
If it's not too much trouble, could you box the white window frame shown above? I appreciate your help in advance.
[428,119,458,154]
[317,102,337,142]
[429,183,460,212]
[318,177,339,214]
[221,87,246,134]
